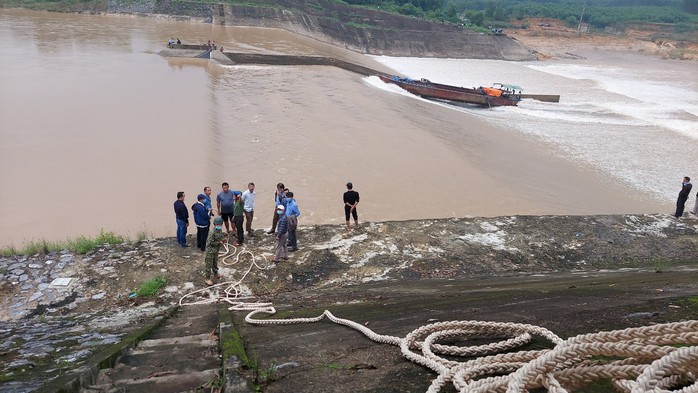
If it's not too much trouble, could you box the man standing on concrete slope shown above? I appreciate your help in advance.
[203,186,213,217]
[232,191,245,246]
[675,176,692,218]
[174,191,189,247]
[285,191,300,251]
[217,182,236,235]
[267,183,286,234]
[273,205,289,263]
[192,194,210,252]
[204,216,227,286]
[343,182,360,230]
[242,182,256,236]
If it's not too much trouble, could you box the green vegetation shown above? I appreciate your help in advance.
[0,374,16,383]
[321,362,353,369]
[252,359,278,389]
[3,0,696,37]
[221,326,251,368]
[654,259,668,272]
[67,230,125,254]
[0,0,104,12]
[0,229,140,257]
[135,276,167,297]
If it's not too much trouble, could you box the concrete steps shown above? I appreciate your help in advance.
[81,304,222,393]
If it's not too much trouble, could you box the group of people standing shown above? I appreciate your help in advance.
[175,181,358,285]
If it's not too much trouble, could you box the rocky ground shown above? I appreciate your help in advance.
[1,213,698,390]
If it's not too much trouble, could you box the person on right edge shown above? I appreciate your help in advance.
[674,176,692,218]
[692,187,698,216]
[267,183,286,234]
[343,182,360,230]
[273,205,289,263]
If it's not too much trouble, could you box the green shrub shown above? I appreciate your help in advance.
[136,277,167,297]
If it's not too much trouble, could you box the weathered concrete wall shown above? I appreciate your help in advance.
[106,0,535,60]
[214,3,534,59]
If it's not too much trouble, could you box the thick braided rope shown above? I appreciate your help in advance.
[178,241,274,307]
[245,306,698,392]
[177,243,698,392]
[505,321,698,393]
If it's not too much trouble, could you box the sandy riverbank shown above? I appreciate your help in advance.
[506,18,698,61]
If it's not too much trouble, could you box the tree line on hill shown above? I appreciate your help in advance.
[342,0,698,33]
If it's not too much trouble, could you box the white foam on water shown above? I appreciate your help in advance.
[527,62,698,137]
[372,55,698,205]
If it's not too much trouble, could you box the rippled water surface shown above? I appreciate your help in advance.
[2,9,688,247]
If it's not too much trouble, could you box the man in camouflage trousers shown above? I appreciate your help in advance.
[204,216,228,286]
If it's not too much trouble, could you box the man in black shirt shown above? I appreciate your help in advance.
[343,182,360,230]
[173,191,189,247]
[675,176,692,218]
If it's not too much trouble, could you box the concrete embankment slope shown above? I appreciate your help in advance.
[107,0,534,60]
[3,213,698,391]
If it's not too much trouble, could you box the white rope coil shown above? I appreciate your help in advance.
[178,244,698,392]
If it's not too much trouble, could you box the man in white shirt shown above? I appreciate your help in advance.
[242,182,256,236]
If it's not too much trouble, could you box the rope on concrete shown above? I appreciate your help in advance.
[178,243,698,392]
[245,302,698,392]
[178,241,274,308]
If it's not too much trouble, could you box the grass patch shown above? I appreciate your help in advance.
[0,374,16,383]
[251,358,277,390]
[135,277,167,297]
[0,229,126,257]
[654,259,668,273]
[321,362,352,370]
[134,229,150,242]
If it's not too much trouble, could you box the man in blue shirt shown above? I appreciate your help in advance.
[284,191,301,251]
[203,186,213,217]
[192,194,210,251]
[267,183,286,234]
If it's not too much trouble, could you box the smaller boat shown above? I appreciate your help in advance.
[378,75,520,108]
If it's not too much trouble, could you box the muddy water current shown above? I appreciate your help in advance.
[0,9,669,247]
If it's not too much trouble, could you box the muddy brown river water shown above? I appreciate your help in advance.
[0,9,667,248]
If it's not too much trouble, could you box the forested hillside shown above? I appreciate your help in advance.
[337,0,698,33]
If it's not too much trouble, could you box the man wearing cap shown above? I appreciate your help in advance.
[232,191,245,246]
[173,191,189,247]
[204,216,228,286]
[192,194,210,252]
[343,182,360,230]
[284,191,301,251]
[273,205,289,262]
